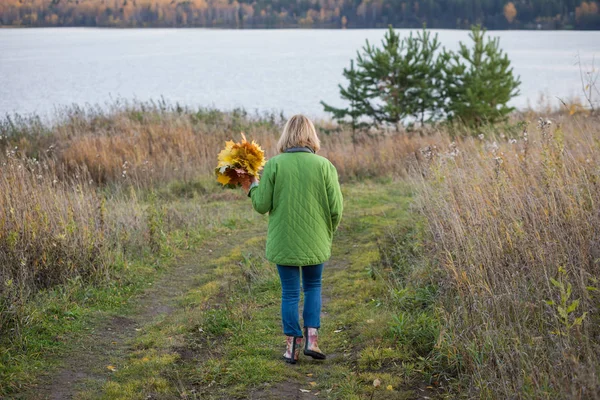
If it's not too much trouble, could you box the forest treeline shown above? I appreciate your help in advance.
[1,0,599,29]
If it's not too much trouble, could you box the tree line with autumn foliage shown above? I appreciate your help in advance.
[0,0,599,29]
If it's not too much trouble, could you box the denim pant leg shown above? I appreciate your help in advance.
[277,265,303,337]
[302,264,324,329]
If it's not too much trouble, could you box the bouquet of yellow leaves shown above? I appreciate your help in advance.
[216,133,266,191]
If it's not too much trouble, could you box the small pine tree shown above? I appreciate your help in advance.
[443,26,521,127]
[405,29,446,124]
[322,26,445,130]
[321,59,374,142]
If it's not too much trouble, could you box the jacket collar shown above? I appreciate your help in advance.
[285,146,315,154]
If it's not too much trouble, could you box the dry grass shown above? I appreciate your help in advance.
[0,156,107,333]
[412,113,600,398]
[1,102,426,187]
[3,102,598,399]
[0,102,427,339]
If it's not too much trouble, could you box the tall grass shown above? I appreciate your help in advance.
[413,114,600,398]
[0,156,107,333]
[1,102,425,187]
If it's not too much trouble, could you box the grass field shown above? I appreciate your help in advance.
[1,104,599,399]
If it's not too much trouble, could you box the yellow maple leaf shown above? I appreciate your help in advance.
[216,172,232,185]
[217,140,237,168]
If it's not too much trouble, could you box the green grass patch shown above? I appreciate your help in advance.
[0,255,160,395]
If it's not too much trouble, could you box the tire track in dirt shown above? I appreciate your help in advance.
[15,232,255,400]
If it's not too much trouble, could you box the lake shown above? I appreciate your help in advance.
[0,28,599,119]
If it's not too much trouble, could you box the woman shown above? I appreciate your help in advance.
[248,114,343,364]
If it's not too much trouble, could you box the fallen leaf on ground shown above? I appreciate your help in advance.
[386,385,393,391]
[106,365,117,372]
[306,373,313,377]
[309,381,317,387]
[373,379,381,388]
[299,389,311,393]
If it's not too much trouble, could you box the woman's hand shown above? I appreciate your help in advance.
[245,175,259,196]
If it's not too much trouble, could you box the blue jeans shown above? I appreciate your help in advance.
[276,264,323,337]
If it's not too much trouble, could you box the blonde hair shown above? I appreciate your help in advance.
[277,115,321,153]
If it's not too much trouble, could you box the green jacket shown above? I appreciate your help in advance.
[249,150,343,266]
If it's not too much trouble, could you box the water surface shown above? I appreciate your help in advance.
[1,28,598,119]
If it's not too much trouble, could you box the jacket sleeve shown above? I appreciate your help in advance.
[249,159,275,214]
[326,162,343,231]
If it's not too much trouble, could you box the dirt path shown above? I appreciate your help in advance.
[25,260,199,400]
[20,229,258,400]
[239,184,420,399]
